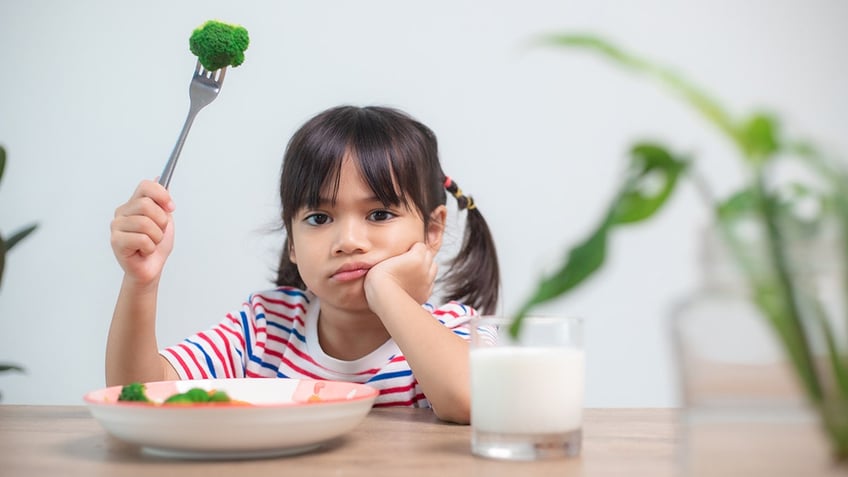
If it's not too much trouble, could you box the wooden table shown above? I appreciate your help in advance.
[0,406,677,476]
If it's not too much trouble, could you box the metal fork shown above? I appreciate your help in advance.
[158,60,227,189]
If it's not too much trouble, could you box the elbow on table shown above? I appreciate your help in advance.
[431,395,471,425]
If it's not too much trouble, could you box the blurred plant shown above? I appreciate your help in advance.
[0,145,38,389]
[509,34,848,461]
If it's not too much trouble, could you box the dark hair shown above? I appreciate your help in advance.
[275,105,500,314]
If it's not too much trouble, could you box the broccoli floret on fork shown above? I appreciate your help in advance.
[189,20,250,71]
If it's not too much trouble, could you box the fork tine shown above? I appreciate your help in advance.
[216,67,227,86]
[193,59,202,76]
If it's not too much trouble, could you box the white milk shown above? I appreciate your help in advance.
[470,346,584,434]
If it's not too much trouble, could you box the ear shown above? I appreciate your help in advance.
[426,205,447,252]
[288,238,297,264]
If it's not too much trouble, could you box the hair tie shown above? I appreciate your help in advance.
[443,176,477,211]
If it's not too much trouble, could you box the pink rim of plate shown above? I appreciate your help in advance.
[83,378,378,408]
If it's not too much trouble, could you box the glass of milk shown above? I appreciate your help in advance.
[469,315,584,460]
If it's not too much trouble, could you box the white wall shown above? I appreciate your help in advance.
[1,0,846,406]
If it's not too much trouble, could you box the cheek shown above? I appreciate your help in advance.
[379,224,427,249]
[288,229,313,264]
[288,232,307,264]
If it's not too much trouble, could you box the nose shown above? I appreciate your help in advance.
[333,217,369,255]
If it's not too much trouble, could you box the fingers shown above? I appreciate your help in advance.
[110,215,169,256]
[406,242,437,280]
[405,242,438,303]
[115,180,173,223]
[111,180,175,256]
[121,180,174,215]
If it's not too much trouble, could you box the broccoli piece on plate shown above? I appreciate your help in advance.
[208,390,231,402]
[189,20,249,71]
[163,387,232,404]
[117,382,150,402]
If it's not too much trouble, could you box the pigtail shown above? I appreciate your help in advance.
[441,177,500,315]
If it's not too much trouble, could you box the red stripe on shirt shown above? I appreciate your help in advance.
[278,355,325,380]
[178,343,209,379]
[164,347,194,380]
[379,383,416,395]
[253,293,308,314]
[264,337,319,367]
[213,328,238,377]
[223,314,247,350]
[254,302,304,326]
[432,308,460,318]
[198,331,231,379]
[374,394,427,407]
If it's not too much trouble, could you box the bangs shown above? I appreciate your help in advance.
[280,106,429,225]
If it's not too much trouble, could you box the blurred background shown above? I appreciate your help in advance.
[1,0,846,406]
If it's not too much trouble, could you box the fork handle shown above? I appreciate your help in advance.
[159,107,201,189]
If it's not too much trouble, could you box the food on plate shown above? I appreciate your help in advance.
[163,387,234,404]
[117,382,240,405]
[189,20,250,71]
[117,382,151,402]
[307,381,326,402]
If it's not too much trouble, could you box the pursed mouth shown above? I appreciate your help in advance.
[331,263,372,282]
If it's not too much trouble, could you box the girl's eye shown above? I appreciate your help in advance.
[369,210,396,222]
[304,213,331,226]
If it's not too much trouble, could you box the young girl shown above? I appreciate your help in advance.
[107,105,500,423]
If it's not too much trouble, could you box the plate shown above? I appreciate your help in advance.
[84,378,378,459]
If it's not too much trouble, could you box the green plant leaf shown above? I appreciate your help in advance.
[0,145,6,184]
[611,143,688,224]
[739,113,781,163]
[511,225,610,335]
[0,224,37,289]
[0,240,4,290]
[538,33,747,159]
[5,224,37,252]
[0,364,24,373]
[718,188,757,219]
[810,299,848,399]
[510,143,687,337]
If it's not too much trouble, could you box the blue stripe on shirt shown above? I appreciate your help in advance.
[290,327,306,343]
[241,309,298,373]
[186,338,217,378]
[367,369,413,382]
[241,310,254,363]
[235,348,244,373]
[266,321,306,343]
[277,287,310,302]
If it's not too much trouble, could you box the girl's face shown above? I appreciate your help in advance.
[289,156,444,312]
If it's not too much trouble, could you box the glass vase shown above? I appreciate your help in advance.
[671,227,848,476]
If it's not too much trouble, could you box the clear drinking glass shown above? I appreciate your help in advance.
[469,315,584,460]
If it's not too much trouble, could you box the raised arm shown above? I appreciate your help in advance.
[106,180,179,385]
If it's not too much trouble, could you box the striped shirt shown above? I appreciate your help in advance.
[160,286,477,408]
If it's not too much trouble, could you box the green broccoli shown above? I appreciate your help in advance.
[208,390,231,402]
[117,382,234,405]
[117,382,151,402]
[189,20,249,71]
[163,387,233,404]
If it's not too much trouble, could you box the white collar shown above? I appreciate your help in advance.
[304,298,402,375]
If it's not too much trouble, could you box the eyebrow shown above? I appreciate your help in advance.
[314,194,387,207]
